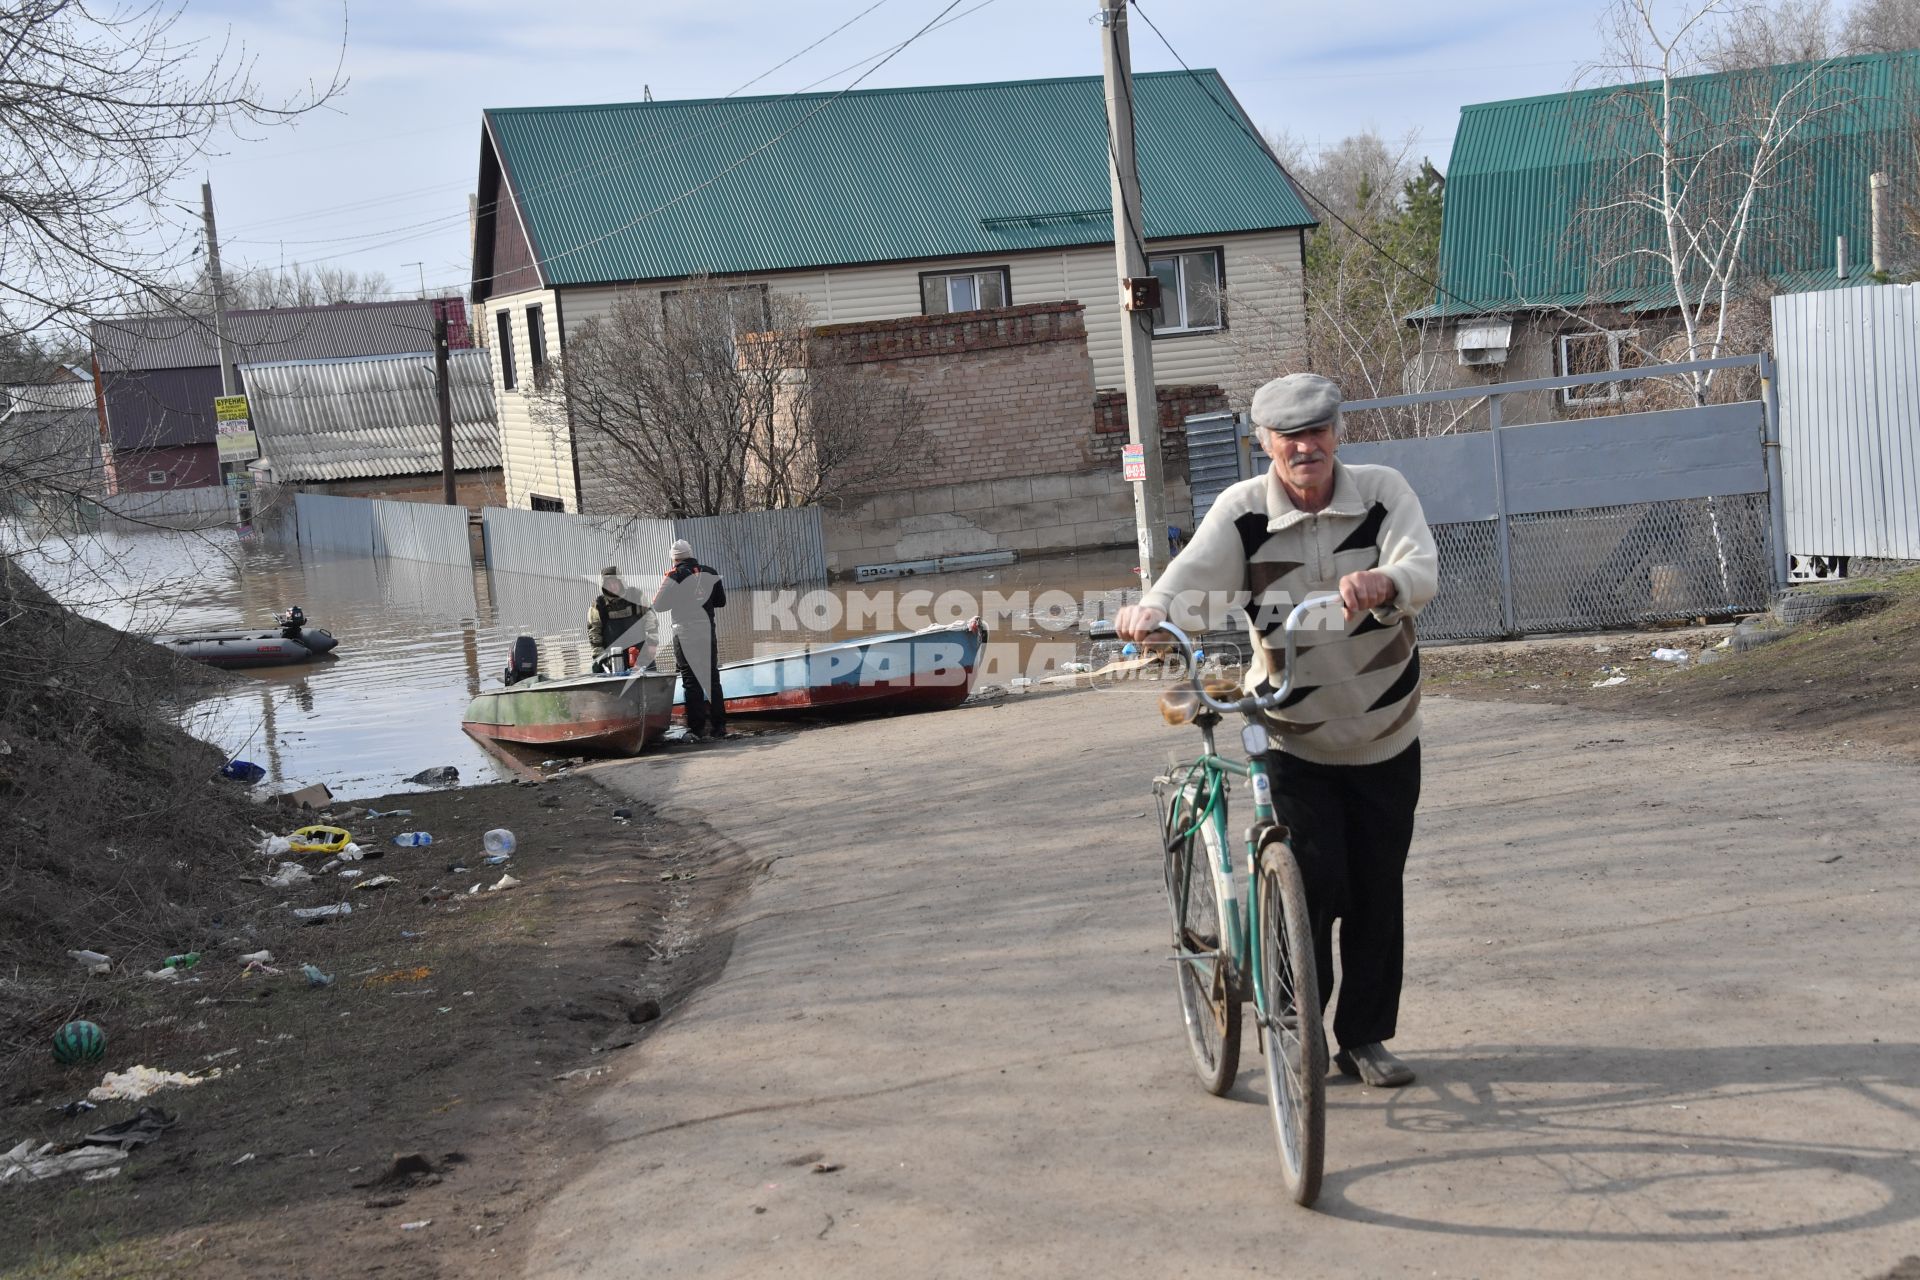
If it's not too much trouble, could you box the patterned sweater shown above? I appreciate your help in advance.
[1142,461,1438,766]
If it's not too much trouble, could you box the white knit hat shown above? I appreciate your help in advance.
[670,540,694,560]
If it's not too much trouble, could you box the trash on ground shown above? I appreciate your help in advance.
[283,782,335,810]
[49,1099,96,1118]
[232,1152,255,1166]
[363,967,432,987]
[302,964,335,988]
[1592,675,1629,688]
[265,862,313,888]
[1650,647,1691,663]
[611,806,633,820]
[407,766,459,785]
[364,808,412,820]
[487,874,521,892]
[401,1219,432,1231]
[1,1139,128,1185]
[339,868,364,879]
[392,831,434,847]
[292,903,352,922]
[68,950,111,975]
[483,829,516,856]
[289,825,352,855]
[811,1162,842,1174]
[339,844,367,862]
[144,966,183,982]
[553,1067,609,1082]
[162,953,200,971]
[238,950,273,966]
[88,1065,220,1103]
[81,1107,177,1150]
[258,833,293,858]
[355,875,398,891]
[221,759,266,783]
[53,1021,106,1065]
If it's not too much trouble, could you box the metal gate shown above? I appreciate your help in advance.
[1183,409,1248,525]
[1330,355,1786,640]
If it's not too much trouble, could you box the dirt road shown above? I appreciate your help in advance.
[537,687,1920,1278]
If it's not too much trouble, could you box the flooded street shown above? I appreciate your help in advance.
[10,524,1139,799]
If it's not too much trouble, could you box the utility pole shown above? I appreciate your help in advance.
[1099,0,1169,587]
[433,301,457,504]
[201,182,239,397]
[200,181,250,523]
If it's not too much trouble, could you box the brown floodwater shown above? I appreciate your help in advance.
[10,525,1141,800]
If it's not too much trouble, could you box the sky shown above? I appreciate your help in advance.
[176,0,1606,300]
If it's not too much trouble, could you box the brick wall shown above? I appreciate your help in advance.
[808,302,1102,493]
[1088,383,1226,475]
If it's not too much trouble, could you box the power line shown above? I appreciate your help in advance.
[1128,0,1488,319]
[229,0,984,264]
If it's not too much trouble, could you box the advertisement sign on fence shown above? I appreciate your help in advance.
[1121,443,1145,483]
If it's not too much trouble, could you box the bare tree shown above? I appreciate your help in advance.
[220,262,397,310]
[536,282,931,517]
[1230,131,1461,437]
[0,0,344,519]
[1575,0,1872,405]
[1703,0,1837,70]
[1841,0,1920,54]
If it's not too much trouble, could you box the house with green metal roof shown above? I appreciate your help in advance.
[1412,49,1918,420]
[469,70,1315,513]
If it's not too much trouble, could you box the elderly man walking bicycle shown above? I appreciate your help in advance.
[1116,372,1438,1088]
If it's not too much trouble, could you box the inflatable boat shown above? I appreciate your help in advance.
[162,607,340,670]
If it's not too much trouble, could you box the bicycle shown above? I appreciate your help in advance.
[1149,594,1343,1207]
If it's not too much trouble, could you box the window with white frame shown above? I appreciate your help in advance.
[1148,249,1225,335]
[1558,329,1644,405]
[919,267,1010,315]
[496,310,517,391]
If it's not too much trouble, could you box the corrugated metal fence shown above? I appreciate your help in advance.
[95,486,234,531]
[1772,283,1920,560]
[293,493,471,565]
[481,505,823,589]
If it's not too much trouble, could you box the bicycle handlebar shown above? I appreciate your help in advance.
[1152,593,1346,717]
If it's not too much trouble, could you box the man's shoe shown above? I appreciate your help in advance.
[1333,1042,1415,1087]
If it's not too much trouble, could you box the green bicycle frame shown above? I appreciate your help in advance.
[1167,719,1280,1027]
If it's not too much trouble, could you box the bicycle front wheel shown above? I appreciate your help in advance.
[1257,833,1325,1206]
[1165,797,1241,1095]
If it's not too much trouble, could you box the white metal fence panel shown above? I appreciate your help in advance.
[294,492,375,554]
[96,486,233,531]
[671,507,824,588]
[481,507,675,584]
[372,500,471,566]
[1773,283,1920,559]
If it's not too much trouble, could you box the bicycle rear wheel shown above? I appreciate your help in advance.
[1257,833,1325,1206]
[1165,794,1240,1095]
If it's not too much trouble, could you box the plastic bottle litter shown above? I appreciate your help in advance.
[484,853,511,865]
[302,964,334,988]
[237,950,273,966]
[391,832,434,847]
[161,953,200,971]
[1650,647,1691,664]
[220,760,266,784]
[482,829,516,856]
[68,950,112,975]
[363,808,412,820]
[292,903,352,922]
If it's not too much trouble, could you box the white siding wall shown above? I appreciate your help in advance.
[484,289,570,510]
[554,229,1305,393]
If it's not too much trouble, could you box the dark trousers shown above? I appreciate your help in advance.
[675,634,725,736]
[1270,741,1421,1051]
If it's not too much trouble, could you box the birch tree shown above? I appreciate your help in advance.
[1578,0,1871,404]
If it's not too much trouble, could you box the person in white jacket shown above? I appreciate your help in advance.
[653,541,729,740]
[1116,372,1438,1088]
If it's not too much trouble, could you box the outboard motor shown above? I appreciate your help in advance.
[275,605,308,636]
[503,635,539,687]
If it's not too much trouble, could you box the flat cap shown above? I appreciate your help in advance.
[1250,373,1343,434]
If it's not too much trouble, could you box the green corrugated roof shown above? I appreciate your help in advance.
[1420,50,1920,319]
[484,70,1313,288]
